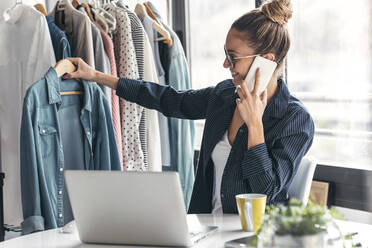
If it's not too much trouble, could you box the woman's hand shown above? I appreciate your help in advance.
[236,68,267,149]
[64,57,119,89]
[235,68,268,128]
[64,57,97,81]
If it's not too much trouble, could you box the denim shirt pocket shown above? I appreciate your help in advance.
[38,124,58,158]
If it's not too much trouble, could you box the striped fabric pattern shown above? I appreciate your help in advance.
[105,4,145,171]
[117,1,148,168]
[126,10,148,169]
[115,77,315,214]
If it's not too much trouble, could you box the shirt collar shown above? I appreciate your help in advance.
[45,15,54,24]
[45,67,92,112]
[215,78,290,118]
[215,79,237,105]
[264,78,290,119]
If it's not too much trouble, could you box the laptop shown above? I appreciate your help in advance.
[64,171,218,247]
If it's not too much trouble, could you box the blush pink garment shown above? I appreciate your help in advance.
[94,21,124,170]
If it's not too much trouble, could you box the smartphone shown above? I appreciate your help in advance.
[244,56,277,95]
[224,236,256,247]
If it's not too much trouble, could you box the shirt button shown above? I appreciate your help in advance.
[221,193,224,198]
[86,131,91,136]
[58,190,62,195]
[239,129,243,133]
[42,129,46,134]
[59,168,64,172]
[58,213,63,218]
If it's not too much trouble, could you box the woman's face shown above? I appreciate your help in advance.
[224,28,257,85]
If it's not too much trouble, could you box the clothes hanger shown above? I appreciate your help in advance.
[143,2,161,25]
[9,0,22,10]
[134,3,146,20]
[134,3,172,46]
[81,3,95,22]
[54,59,83,95]
[91,8,109,33]
[72,0,80,8]
[95,0,116,34]
[3,0,22,22]
[34,3,47,16]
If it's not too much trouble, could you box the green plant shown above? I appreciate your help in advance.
[255,199,348,247]
[265,198,334,236]
[247,199,360,247]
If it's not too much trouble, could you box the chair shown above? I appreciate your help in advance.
[288,157,317,205]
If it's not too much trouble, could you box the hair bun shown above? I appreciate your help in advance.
[261,0,293,26]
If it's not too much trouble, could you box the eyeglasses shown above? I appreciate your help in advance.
[224,45,260,69]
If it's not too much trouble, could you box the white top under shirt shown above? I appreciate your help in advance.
[211,131,232,214]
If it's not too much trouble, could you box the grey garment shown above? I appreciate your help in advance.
[51,0,95,67]
[142,15,171,167]
[58,96,85,225]
[78,7,112,112]
[116,1,148,168]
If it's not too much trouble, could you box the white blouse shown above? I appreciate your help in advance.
[211,131,232,214]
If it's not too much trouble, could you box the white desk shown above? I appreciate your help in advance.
[1,214,371,248]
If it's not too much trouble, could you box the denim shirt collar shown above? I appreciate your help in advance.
[45,67,92,112]
[45,15,54,24]
[215,78,290,119]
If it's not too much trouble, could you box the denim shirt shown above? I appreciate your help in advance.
[46,15,71,61]
[116,77,314,214]
[20,67,121,235]
[157,20,195,210]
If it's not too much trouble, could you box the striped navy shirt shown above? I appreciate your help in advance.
[116,78,314,213]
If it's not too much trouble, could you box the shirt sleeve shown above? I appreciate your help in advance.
[20,103,44,235]
[241,111,315,204]
[116,78,214,120]
[93,91,121,172]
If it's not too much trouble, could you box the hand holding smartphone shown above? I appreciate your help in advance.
[243,56,277,95]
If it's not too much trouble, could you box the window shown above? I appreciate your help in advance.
[189,0,372,170]
[189,0,256,149]
[288,0,372,170]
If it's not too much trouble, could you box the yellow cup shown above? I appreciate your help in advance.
[236,194,267,232]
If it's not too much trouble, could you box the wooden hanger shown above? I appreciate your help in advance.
[34,3,47,16]
[134,3,146,20]
[72,0,80,9]
[134,3,172,46]
[54,59,83,96]
[81,3,95,22]
[143,2,161,25]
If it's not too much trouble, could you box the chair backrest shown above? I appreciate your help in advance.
[288,157,317,205]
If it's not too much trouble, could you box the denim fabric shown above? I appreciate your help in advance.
[156,23,195,211]
[116,78,314,214]
[20,67,121,235]
[46,15,71,61]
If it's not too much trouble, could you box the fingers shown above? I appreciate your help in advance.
[239,80,253,103]
[64,71,79,79]
[236,85,247,100]
[260,89,268,106]
[252,68,261,96]
[65,57,81,66]
[236,98,244,113]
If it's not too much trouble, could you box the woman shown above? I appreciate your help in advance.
[65,0,314,214]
